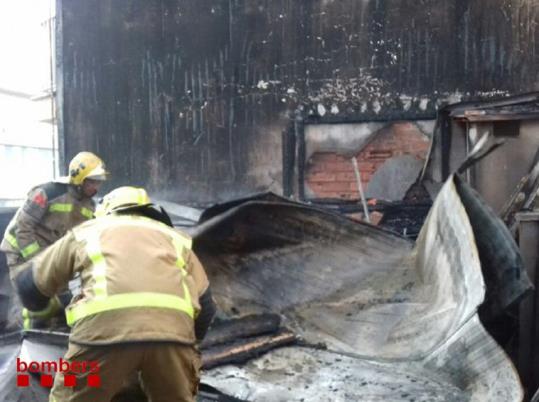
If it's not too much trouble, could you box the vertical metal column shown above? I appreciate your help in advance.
[517,212,539,398]
[55,0,66,174]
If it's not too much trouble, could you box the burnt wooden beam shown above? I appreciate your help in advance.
[202,329,297,370]
[201,314,281,349]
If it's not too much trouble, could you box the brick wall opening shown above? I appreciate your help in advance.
[305,122,431,200]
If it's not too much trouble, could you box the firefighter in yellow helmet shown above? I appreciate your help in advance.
[16,186,216,402]
[0,151,108,329]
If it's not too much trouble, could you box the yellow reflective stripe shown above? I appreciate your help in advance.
[5,233,18,249]
[182,281,192,313]
[172,237,187,269]
[49,203,74,213]
[22,308,30,330]
[22,300,57,330]
[65,292,194,326]
[68,217,195,326]
[22,298,60,320]
[6,233,40,258]
[84,233,108,298]
[81,207,94,219]
[21,242,40,258]
[171,235,194,316]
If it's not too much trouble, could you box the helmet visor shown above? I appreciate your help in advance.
[84,165,109,182]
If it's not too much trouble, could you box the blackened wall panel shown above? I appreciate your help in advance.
[58,0,539,203]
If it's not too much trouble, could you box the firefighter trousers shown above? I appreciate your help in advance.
[50,341,201,402]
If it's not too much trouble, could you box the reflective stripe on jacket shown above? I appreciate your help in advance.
[0,182,95,266]
[33,214,210,345]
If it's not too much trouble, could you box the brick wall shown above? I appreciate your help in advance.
[306,122,431,199]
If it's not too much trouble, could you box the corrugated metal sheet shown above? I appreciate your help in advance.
[193,175,524,401]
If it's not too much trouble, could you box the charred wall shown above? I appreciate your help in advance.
[57,0,539,203]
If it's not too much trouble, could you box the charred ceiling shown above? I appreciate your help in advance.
[57,0,539,203]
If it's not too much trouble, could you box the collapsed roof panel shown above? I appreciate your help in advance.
[193,175,525,400]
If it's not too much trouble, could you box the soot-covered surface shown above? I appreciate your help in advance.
[193,175,524,401]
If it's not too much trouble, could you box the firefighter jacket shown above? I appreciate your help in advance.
[0,182,95,267]
[28,213,212,346]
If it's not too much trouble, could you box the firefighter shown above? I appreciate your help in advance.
[16,186,216,402]
[0,151,108,329]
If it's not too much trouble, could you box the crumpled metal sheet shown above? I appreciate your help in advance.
[454,175,532,315]
[205,314,510,402]
[193,175,523,401]
[153,199,202,227]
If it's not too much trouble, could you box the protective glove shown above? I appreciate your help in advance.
[22,295,62,330]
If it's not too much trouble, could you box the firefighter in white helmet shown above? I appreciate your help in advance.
[17,186,216,402]
[0,151,108,329]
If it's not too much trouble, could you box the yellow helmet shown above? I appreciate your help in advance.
[68,152,108,185]
[95,186,151,217]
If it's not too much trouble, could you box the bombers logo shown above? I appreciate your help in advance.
[16,358,100,388]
